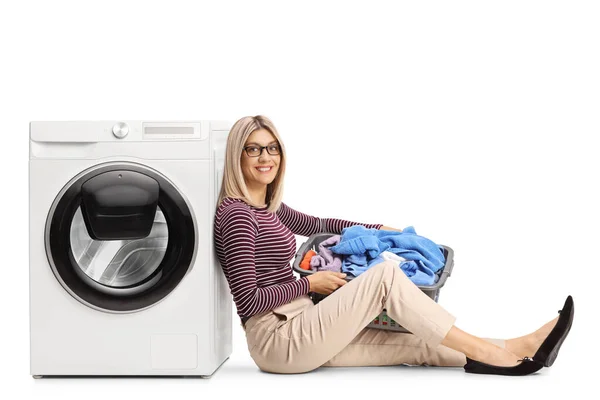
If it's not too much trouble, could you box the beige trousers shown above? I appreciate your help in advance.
[243,260,505,374]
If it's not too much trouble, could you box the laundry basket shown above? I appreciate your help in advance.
[292,232,455,333]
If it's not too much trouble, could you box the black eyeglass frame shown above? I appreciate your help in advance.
[243,144,281,157]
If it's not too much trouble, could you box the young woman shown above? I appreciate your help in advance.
[213,115,574,376]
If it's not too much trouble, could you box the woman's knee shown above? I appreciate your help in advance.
[370,259,398,279]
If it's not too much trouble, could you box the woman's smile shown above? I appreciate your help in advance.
[251,163,277,178]
[255,165,273,173]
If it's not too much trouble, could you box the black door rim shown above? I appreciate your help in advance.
[44,161,198,313]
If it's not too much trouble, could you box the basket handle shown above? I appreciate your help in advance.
[441,245,455,277]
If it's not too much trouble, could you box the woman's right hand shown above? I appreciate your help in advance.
[306,271,348,295]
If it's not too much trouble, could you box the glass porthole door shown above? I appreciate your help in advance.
[45,163,196,312]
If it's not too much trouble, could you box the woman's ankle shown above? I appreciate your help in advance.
[470,339,521,366]
[506,335,536,359]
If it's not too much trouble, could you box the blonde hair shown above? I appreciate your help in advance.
[217,115,286,213]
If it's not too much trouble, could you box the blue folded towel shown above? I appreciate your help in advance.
[329,225,445,285]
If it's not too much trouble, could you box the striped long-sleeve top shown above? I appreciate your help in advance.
[213,197,383,323]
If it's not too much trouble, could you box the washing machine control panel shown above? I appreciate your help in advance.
[112,122,129,138]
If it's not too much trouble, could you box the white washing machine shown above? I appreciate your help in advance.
[29,121,232,377]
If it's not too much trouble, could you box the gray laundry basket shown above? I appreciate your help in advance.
[292,232,455,333]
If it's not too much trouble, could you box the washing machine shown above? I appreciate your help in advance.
[29,121,232,377]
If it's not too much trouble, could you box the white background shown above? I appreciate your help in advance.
[1,0,598,398]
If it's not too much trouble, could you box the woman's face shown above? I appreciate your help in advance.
[241,128,281,192]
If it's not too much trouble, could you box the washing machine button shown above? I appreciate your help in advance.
[112,122,129,138]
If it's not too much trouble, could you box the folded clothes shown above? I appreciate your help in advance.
[329,225,444,285]
[309,234,343,273]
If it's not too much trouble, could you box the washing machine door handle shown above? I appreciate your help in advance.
[80,170,160,240]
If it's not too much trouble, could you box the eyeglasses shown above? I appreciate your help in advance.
[243,143,281,157]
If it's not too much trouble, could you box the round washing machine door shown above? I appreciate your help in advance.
[45,162,196,313]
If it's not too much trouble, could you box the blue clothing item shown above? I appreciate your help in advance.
[329,225,445,285]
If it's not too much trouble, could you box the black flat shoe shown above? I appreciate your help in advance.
[464,356,543,376]
[533,295,575,367]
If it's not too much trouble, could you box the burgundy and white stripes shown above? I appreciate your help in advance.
[213,197,383,322]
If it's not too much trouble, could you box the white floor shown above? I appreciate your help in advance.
[12,320,592,400]
[17,351,589,400]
